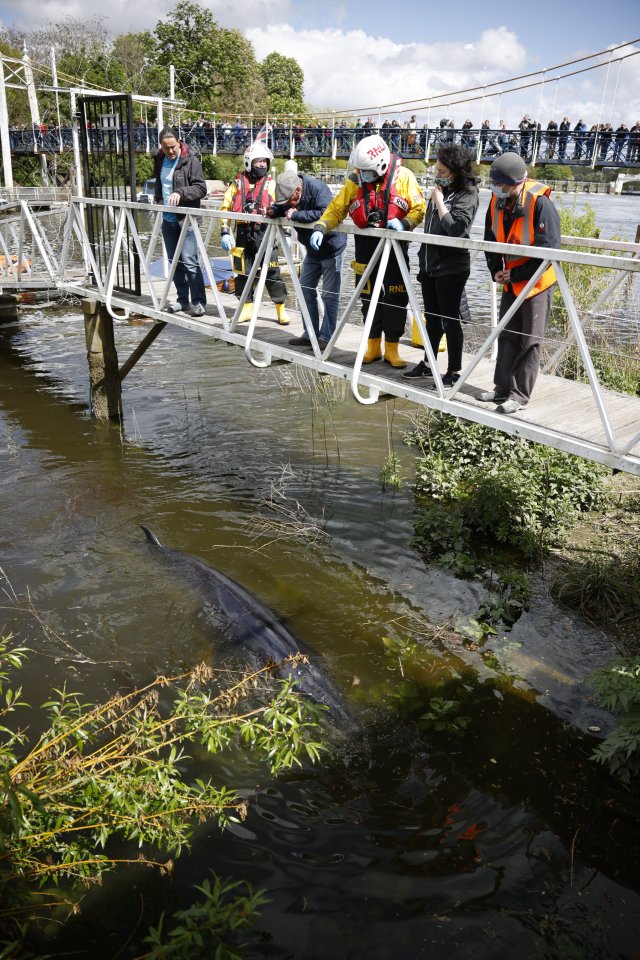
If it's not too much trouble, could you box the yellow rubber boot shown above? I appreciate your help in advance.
[383,341,407,369]
[363,337,383,363]
[238,302,254,323]
[411,314,427,347]
[276,303,289,325]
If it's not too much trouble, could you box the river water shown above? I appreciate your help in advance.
[1,192,640,958]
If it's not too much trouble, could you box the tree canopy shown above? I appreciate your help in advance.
[260,52,306,116]
[4,1,307,124]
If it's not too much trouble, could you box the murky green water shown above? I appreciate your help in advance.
[2,190,640,958]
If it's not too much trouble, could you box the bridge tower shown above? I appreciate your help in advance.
[0,49,48,188]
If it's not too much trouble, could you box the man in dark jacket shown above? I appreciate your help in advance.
[268,169,346,348]
[153,126,207,316]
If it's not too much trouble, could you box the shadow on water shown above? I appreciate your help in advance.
[2,311,640,958]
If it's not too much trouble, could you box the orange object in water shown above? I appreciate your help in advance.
[0,254,30,275]
[457,821,486,842]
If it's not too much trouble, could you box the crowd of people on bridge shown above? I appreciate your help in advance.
[10,114,640,165]
[154,127,562,417]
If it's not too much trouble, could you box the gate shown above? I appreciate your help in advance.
[77,94,141,296]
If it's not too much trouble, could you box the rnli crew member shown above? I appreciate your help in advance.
[153,126,207,317]
[220,142,289,324]
[479,152,561,414]
[309,134,425,368]
[267,168,346,349]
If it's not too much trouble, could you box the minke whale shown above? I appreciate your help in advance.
[141,526,351,725]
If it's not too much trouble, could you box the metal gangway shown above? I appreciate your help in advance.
[1,196,640,476]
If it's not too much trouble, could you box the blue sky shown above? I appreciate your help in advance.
[1,0,639,125]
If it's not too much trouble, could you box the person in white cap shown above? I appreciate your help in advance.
[267,169,346,349]
[309,134,425,368]
[479,152,561,414]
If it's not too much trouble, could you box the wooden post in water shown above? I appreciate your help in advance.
[0,294,19,324]
[83,298,122,422]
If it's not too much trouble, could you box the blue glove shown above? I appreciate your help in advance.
[221,233,234,252]
[309,230,323,252]
[387,218,405,231]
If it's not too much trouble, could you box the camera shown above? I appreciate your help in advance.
[243,201,256,214]
[269,202,288,218]
[367,210,383,227]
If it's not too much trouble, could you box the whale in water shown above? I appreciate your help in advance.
[141,526,352,725]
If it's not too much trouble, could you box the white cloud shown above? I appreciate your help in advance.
[246,24,640,127]
[2,0,638,128]
[247,24,529,121]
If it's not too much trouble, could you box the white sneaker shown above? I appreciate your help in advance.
[496,399,524,414]
[477,389,508,402]
[190,304,206,317]
[167,302,186,314]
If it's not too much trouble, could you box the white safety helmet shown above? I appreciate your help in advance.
[349,135,391,182]
[243,141,274,174]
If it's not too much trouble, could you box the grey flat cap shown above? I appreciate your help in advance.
[275,170,302,202]
[489,152,527,185]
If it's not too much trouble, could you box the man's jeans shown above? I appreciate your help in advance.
[299,250,344,341]
[161,218,206,308]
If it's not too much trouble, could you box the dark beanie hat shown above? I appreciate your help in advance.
[489,152,527,185]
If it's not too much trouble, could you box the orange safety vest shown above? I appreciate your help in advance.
[490,179,556,298]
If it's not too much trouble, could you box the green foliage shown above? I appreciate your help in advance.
[417,697,470,736]
[555,344,640,397]
[406,412,610,566]
[589,659,640,787]
[550,200,620,342]
[136,153,155,185]
[475,571,531,631]
[112,31,167,98]
[154,1,263,114]
[144,874,269,959]
[201,155,239,183]
[380,453,402,491]
[260,52,305,117]
[0,636,325,950]
[538,164,575,181]
[552,551,640,624]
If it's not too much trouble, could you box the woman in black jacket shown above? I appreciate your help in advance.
[404,144,479,385]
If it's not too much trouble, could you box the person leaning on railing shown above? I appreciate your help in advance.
[219,142,289,325]
[478,152,560,415]
[153,125,207,318]
[309,134,426,368]
[403,144,479,386]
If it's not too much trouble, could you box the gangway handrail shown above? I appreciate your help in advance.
[61,194,640,274]
[2,195,639,474]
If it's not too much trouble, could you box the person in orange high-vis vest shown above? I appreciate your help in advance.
[479,152,560,414]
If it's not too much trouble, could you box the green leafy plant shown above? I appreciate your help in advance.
[588,658,640,787]
[0,634,325,953]
[380,452,402,491]
[143,874,269,960]
[406,411,610,564]
[417,697,470,736]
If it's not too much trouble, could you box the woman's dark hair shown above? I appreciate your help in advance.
[436,144,477,188]
[159,125,180,143]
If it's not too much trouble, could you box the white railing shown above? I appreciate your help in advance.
[2,196,640,468]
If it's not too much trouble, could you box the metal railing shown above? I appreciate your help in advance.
[2,196,640,471]
[6,124,640,168]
